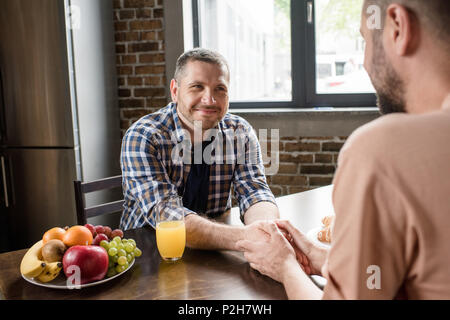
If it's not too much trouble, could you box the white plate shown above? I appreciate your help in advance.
[22,259,134,289]
[306,227,332,248]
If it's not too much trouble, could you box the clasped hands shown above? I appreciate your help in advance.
[237,220,328,283]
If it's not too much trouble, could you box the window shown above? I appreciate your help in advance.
[189,0,376,108]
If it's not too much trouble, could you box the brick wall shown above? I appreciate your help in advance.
[264,136,346,196]
[112,1,346,195]
[113,0,168,137]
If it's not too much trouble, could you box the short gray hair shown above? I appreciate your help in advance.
[174,48,230,82]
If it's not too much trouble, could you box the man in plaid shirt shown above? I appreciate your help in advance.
[120,48,279,250]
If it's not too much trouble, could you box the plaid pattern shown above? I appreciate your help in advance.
[120,102,276,230]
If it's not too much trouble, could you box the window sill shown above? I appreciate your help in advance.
[230,107,380,117]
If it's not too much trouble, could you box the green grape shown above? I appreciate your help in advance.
[108,247,118,256]
[107,268,117,278]
[100,240,109,250]
[124,243,134,253]
[112,255,119,263]
[113,236,122,243]
[127,239,136,246]
[118,249,127,257]
[117,243,125,250]
[108,241,117,248]
[115,264,126,273]
[121,239,128,244]
[117,256,127,266]
[133,248,142,257]
[126,253,133,263]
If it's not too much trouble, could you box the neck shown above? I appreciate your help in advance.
[176,109,208,144]
[405,73,450,114]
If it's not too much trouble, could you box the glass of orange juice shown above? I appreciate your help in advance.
[155,196,186,262]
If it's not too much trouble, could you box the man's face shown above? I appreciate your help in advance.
[171,60,230,131]
[360,11,406,114]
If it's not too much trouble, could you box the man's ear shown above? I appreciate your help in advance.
[384,4,417,56]
[170,79,179,102]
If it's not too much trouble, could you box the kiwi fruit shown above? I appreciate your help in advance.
[41,239,67,262]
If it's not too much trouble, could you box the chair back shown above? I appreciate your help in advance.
[74,175,124,225]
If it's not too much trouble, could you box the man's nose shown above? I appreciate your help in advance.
[201,89,217,105]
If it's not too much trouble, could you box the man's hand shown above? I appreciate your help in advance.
[276,220,329,276]
[236,221,298,283]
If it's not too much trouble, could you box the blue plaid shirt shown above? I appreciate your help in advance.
[120,102,276,230]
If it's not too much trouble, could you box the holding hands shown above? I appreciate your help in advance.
[236,220,328,283]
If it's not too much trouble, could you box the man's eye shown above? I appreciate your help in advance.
[217,87,227,91]
[192,84,203,89]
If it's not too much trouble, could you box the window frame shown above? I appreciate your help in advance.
[191,0,376,109]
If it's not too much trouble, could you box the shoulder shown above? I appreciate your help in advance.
[221,112,255,133]
[123,104,174,142]
[341,113,411,161]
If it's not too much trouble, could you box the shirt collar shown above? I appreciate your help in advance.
[171,102,225,143]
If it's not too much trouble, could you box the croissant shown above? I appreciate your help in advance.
[317,226,332,243]
[317,215,335,243]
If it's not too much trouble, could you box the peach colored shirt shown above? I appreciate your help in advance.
[322,96,450,300]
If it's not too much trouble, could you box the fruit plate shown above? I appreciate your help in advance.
[21,259,134,290]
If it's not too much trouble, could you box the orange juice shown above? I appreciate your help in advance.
[156,220,186,260]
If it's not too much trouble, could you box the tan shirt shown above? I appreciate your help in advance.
[322,96,450,300]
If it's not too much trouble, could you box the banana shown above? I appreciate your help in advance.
[36,261,63,283]
[20,240,47,278]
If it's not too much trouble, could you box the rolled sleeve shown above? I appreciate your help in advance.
[232,127,277,222]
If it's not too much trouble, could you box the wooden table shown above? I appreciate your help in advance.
[0,185,333,300]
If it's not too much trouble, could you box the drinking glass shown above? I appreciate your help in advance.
[154,196,186,262]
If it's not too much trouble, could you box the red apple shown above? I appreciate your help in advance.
[63,245,108,284]
[92,233,109,246]
[84,224,96,237]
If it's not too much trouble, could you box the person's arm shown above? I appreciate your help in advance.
[236,221,323,300]
[244,201,279,225]
[233,126,279,224]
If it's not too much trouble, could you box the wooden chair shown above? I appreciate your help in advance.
[74,175,124,225]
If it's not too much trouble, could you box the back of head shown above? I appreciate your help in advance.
[364,0,450,49]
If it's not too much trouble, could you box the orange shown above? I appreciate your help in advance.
[62,225,93,247]
[43,227,67,244]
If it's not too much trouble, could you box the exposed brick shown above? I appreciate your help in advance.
[118,89,131,97]
[119,9,135,20]
[270,186,283,197]
[122,108,149,118]
[119,99,145,108]
[141,31,157,41]
[136,8,152,18]
[279,153,313,164]
[314,154,333,163]
[153,8,164,18]
[322,142,345,152]
[128,42,159,53]
[285,142,320,152]
[135,65,165,74]
[140,53,165,63]
[114,21,128,31]
[115,44,126,54]
[130,20,162,31]
[128,76,143,86]
[144,76,162,85]
[134,87,166,97]
[288,187,311,194]
[117,66,133,75]
[300,165,336,175]
[124,0,155,8]
[277,163,298,174]
[122,54,137,64]
[147,98,168,108]
[309,176,333,186]
[271,175,308,186]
